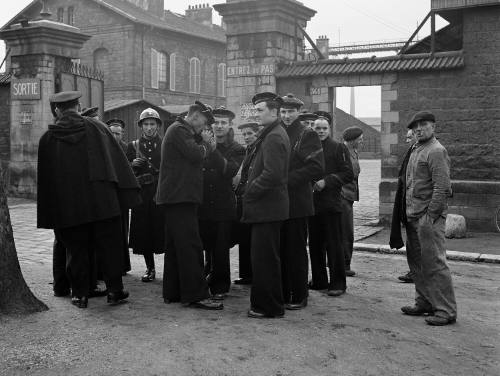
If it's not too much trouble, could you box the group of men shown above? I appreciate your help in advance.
[36,88,456,326]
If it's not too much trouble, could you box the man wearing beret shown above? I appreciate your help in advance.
[156,101,223,310]
[233,122,261,285]
[240,92,291,318]
[199,107,245,299]
[401,111,456,326]
[37,91,141,308]
[280,94,324,310]
[341,126,364,277]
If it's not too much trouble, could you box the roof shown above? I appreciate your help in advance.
[0,72,11,84]
[2,0,226,44]
[276,51,465,78]
[105,98,170,114]
[432,0,500,10]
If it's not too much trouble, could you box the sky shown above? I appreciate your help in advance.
[0,0,443,117]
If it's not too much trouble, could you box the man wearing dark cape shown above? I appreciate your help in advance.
[37,91,141,308]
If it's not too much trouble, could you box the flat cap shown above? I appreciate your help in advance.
[81,106,99,117]
[194,101,215,125]
[252,92,283,106]
[106,118,125,128]
[298,111,318,122]
[343,126,364,142]
[281,93,304,109]
[314,111,332,125]
[212,106,235,121]
[49,91,81,104]
[407,110,435,129]
[237,122,260,132]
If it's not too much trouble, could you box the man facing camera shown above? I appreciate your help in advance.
[241,92,291,319]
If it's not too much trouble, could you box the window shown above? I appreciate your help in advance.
[57,7,64,23]
[189,57,201,94]
[217,63,226,97]
[169,53,176,91]
[159,52,167,83]
[67,6,74,26]
[151,48,159,89]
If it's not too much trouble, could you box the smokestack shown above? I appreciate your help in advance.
[186,3,213,27]
[316,35,329,58]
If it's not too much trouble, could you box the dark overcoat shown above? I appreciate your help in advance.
[313,137,354,214]
[285,119,324,218]
[37,111,141,229]
[126,135,165,254]
[156,118,211,205]
[199,131,245,221]
[241,120,291,224]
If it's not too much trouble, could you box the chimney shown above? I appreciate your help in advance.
[123,0,164,16]
[316,35,329,58]
[186,3,213,27]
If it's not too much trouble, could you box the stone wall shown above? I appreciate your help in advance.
[0,84,10,166]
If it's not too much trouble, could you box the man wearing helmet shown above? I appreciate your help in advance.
[126,108,166,282]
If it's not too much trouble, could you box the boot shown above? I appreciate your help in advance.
[141,269,155,282]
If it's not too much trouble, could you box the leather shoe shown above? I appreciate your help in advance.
[345,269,356,277]
[398,271,414,283]
[425,316,456,326]
[285,298,307,310]
[234,278,252,285]
[184,299,223,310]
[401,305,433,316]
[308,281,328,290]
[211,293,226,301]
[107,290,129,305]
[71,296,88,308]
[247,309,284,319]
[141,269,155,282]
[327,289,346,297]
[89,286,108,298]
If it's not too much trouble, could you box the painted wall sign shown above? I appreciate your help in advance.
[227,64,275,77]
[310,87,322,96]
[11,79,41,100]
[240,102,259,122]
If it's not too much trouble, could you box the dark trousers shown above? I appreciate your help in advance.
[237,222,252,280]
[250,221,284,317]
[55,216,124,297]
[199,220,232,294]
[341,198,354,268]
[52,235,70,294]
[163,204,210,304]
[308,211,346,291]
[280,217,309,303]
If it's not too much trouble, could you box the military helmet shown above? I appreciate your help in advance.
[138,108,161,127]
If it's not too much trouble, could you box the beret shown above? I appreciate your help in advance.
[237,122,260,132]
[343,126,364,142]
[314,111,332,125]
[281,93,304,109]
[106,118,125,128]
[252,92,283,106]
[194,100,215,125]
[407,110,435,129]
[81,106,99,117]
[49,91,81,104]
[298,111,318,122]
[212,106,235,120]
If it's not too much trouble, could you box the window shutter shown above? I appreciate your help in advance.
[151,48,159,89]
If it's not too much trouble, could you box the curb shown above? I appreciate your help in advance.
[353,243,500,264]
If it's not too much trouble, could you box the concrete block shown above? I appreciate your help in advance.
[382,111,399,123]
[445,251,480,262]
[478,254,500,264]
[445,214,467,239]
[382,89,398,101]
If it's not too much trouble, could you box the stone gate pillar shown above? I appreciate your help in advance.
[0,20,90,197]
[214,0,316,127]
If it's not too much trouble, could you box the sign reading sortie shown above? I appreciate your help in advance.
[227,64,275,77]
[11,79,41,100]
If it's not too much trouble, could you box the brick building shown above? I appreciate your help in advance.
[3,0,227,110]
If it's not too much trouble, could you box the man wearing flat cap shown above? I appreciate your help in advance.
[341,126,364,277]
[106,118,127,152]
[240,92,291,318]
[37,91,141,308]
[401,111,456,326]
[279,93,324,310]
[156,101,223,310]
[198,107,245,300]
[298,111,318,128]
